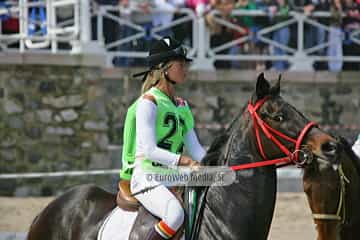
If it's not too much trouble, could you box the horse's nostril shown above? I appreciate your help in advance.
[321,141,338,157]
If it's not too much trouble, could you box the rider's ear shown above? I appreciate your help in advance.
[270,74,281,96]
[255,72,270,100]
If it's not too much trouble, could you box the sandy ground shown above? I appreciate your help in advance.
[0,193,316,240]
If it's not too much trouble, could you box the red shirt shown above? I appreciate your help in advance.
[2,18,19,33]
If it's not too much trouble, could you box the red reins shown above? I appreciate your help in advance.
[230,97,317,171]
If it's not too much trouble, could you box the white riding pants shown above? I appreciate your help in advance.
[130,166,184,232]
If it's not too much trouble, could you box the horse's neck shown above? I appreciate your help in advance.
[198,163,276,240]
[342,152,360,237]
[197,127,276,240]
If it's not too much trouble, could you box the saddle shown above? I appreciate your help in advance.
[116,180,140,212]
[116,180,186,239]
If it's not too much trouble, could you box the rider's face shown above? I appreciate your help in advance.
[166,59,189,84]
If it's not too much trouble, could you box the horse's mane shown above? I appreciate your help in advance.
[200,104,247,167]
[190,107,246,240]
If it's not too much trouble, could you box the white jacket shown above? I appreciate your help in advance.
[153,0,185,27]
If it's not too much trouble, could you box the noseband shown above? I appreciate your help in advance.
[230,97,316,171]
[248,97,316,166]
[312,165,350,224]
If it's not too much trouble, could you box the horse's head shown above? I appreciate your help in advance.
[242,73,339,167]
[197,73,343,240]
[302,136,360,240]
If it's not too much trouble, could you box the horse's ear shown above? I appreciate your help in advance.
[255,72,270,100]
[270,74,281,96]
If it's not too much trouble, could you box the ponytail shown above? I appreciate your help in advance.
[140,62,171,94]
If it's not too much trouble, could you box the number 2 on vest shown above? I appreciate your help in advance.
[157,113,185,153]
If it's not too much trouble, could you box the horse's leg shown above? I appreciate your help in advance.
[27,184,116,240]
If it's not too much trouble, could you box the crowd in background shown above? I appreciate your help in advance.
[0,0,359,71]
[94,0,360,71]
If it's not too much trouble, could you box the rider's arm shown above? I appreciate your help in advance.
[136,98,181,166]
[184,129,206,162]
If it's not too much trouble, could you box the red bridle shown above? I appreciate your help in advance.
[230,97,317,171]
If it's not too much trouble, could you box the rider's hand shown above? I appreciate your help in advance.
[178,155,193,166]
[189,160,201,171]
[179,155,201,170]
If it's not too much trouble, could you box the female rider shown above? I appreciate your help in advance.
[120,36,206,240]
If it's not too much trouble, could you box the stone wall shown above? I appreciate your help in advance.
[0,65,113,196]
[1,66,359,196]
[109,70,360,147]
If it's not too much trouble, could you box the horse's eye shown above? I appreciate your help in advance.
[273,115,284,122]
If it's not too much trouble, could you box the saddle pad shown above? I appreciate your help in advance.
[97,207,138,240]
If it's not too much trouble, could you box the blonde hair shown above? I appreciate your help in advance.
[141,62,171,94]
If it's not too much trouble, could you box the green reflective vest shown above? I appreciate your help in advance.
[120,87,194,180]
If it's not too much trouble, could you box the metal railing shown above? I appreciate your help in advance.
[1,2,360,71]
[96,5,198,67]
[0,0,82,53]
[197,9,360,70]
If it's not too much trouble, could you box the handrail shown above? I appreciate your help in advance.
[204,9,360,70]
[0,0,80,52]
[0,4,359,71]
[96,5,198,67]
[23,0,51,49]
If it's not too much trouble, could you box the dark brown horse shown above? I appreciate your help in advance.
[27,73,339,240]
[303,137,360,240]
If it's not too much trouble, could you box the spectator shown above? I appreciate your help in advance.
[0,0,19,35]
[270,0,291,71]
[92,0,120,49]
[303,0,331,70]
[230,0,256,68]
[234,0,256,31]
[342,0,360,70]
[206,0,234,34]
[186,0,210,15]
[110,0,155,66]
[172,0,194,45]
[153,0,185,37]
[327,0,343,72]
[114,0,137,67]
[254,0,273,70]
[205,0,235,68]
[130,0,154,55]
[181,0,211,45]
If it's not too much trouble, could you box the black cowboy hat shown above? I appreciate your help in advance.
[147,36,192,67]
[133,36,191,79]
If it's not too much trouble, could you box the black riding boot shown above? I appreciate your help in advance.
[145,226,167,240]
